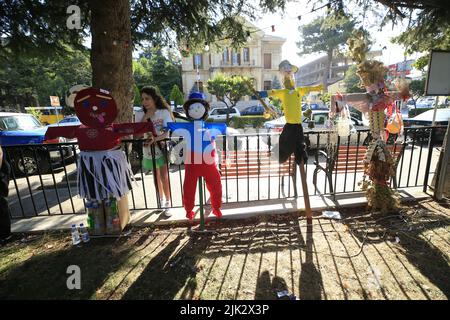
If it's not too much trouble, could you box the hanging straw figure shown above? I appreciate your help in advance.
[348,30,399,213]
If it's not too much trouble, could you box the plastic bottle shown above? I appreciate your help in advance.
[91,200,106,235]
[104,199,112,232]
[71,224,81,245]
[79,223,90,243]
[106,198,120,234]
[86,201,94,230]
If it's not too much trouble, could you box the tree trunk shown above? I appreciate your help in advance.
[89,0,133,124]
[322,50,333,92]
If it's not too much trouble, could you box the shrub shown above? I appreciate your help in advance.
[229,116,267,129]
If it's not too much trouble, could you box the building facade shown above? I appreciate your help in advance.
[295,51,382,88]
[181,22,286,106]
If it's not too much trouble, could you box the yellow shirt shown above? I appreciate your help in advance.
[269,84,323,124]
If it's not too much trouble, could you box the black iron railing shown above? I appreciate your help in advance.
[4,126,446,219]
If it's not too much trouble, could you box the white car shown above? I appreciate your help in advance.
[413,96,437,109]
[208,107,240,121]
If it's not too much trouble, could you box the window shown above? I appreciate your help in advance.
[264,80,272,90]
[264,53,272,69]
[232,51,241,65]
[0,115,41,131]
[193,81,204,92]
[313,114,328,124]
[193,54,203,68]
[213,108,237,115]
[223,48,229,63]
[243,47,250,62]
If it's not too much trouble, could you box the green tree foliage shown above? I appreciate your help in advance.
[207,73,252,123]
[297,12,358,90]
[272,76,282,89]
[343,65,365,93]
[409,78,426,98]
[169,84,184,106]
[320,92,331,105]
[133,47,182,101]
[1,0,288,58]
[268,96,283,114]
[316,1,450,55]
[134,84,142,106]
[0,46,91,108]
[1,0,289,120]
[27,107,43,120]
[412,55,429,72]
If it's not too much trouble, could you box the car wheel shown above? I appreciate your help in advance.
[14,150,49,176]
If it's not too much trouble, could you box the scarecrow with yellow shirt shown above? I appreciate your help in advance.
[268,60,323,223]
[269,60,322,165]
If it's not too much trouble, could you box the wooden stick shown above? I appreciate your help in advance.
[299,160,313,225]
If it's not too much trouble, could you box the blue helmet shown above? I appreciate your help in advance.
[188,92,206,100]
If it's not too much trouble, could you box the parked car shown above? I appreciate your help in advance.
[414,96,437,109]
[208,107,240,121]
[403,108,450,144]
[128,111,246,172]
[174,105,185,115]
[302,103,328,111]
[241,105,265,116]
[263,111,370,149]
[0,112,74,175]
[47,116,81,127]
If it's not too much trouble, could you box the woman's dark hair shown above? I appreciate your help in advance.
[140,86,174,119]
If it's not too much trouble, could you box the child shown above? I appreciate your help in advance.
[140,86,174,217]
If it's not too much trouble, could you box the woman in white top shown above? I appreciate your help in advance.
[139,86,174,217]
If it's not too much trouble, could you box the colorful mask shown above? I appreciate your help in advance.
[74,88,118,128]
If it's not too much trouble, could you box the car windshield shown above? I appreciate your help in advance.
[0,115,42,131]
[213,109,236,115]
[60,117,78,123]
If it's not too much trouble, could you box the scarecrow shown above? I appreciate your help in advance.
[167,92,227,220]
[268,60,323,222]
[331,31,409,212]
[45,87,154,202]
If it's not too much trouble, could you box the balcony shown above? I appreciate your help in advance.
[217,59,257,68]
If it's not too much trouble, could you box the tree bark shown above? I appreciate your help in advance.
[322,50,333,92]
[89,0,133,124]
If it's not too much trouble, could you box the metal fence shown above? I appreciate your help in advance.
[4,126,446,219]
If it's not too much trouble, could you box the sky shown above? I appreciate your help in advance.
[252,0,422,75]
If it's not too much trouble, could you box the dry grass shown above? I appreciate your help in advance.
[1,198,449,300]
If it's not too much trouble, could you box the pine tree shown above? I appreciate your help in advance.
[169,84,184,106]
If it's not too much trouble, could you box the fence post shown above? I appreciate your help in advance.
[434,122,450,199]
[198,176,205,231]
[423,127,435,193]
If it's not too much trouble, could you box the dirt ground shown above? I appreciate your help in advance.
[1,198,449,300]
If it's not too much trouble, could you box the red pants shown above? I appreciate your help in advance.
[183,161,222,214]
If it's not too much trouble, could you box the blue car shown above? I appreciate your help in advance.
[241,105,266,116]
[0,112,74,175]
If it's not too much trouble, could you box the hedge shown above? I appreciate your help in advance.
[229,116,269,129]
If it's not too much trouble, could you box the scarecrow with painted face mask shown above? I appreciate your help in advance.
[268,60,322,223]
[167,92,227,220]
[268,60,323,165]
[45,87,154,201]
